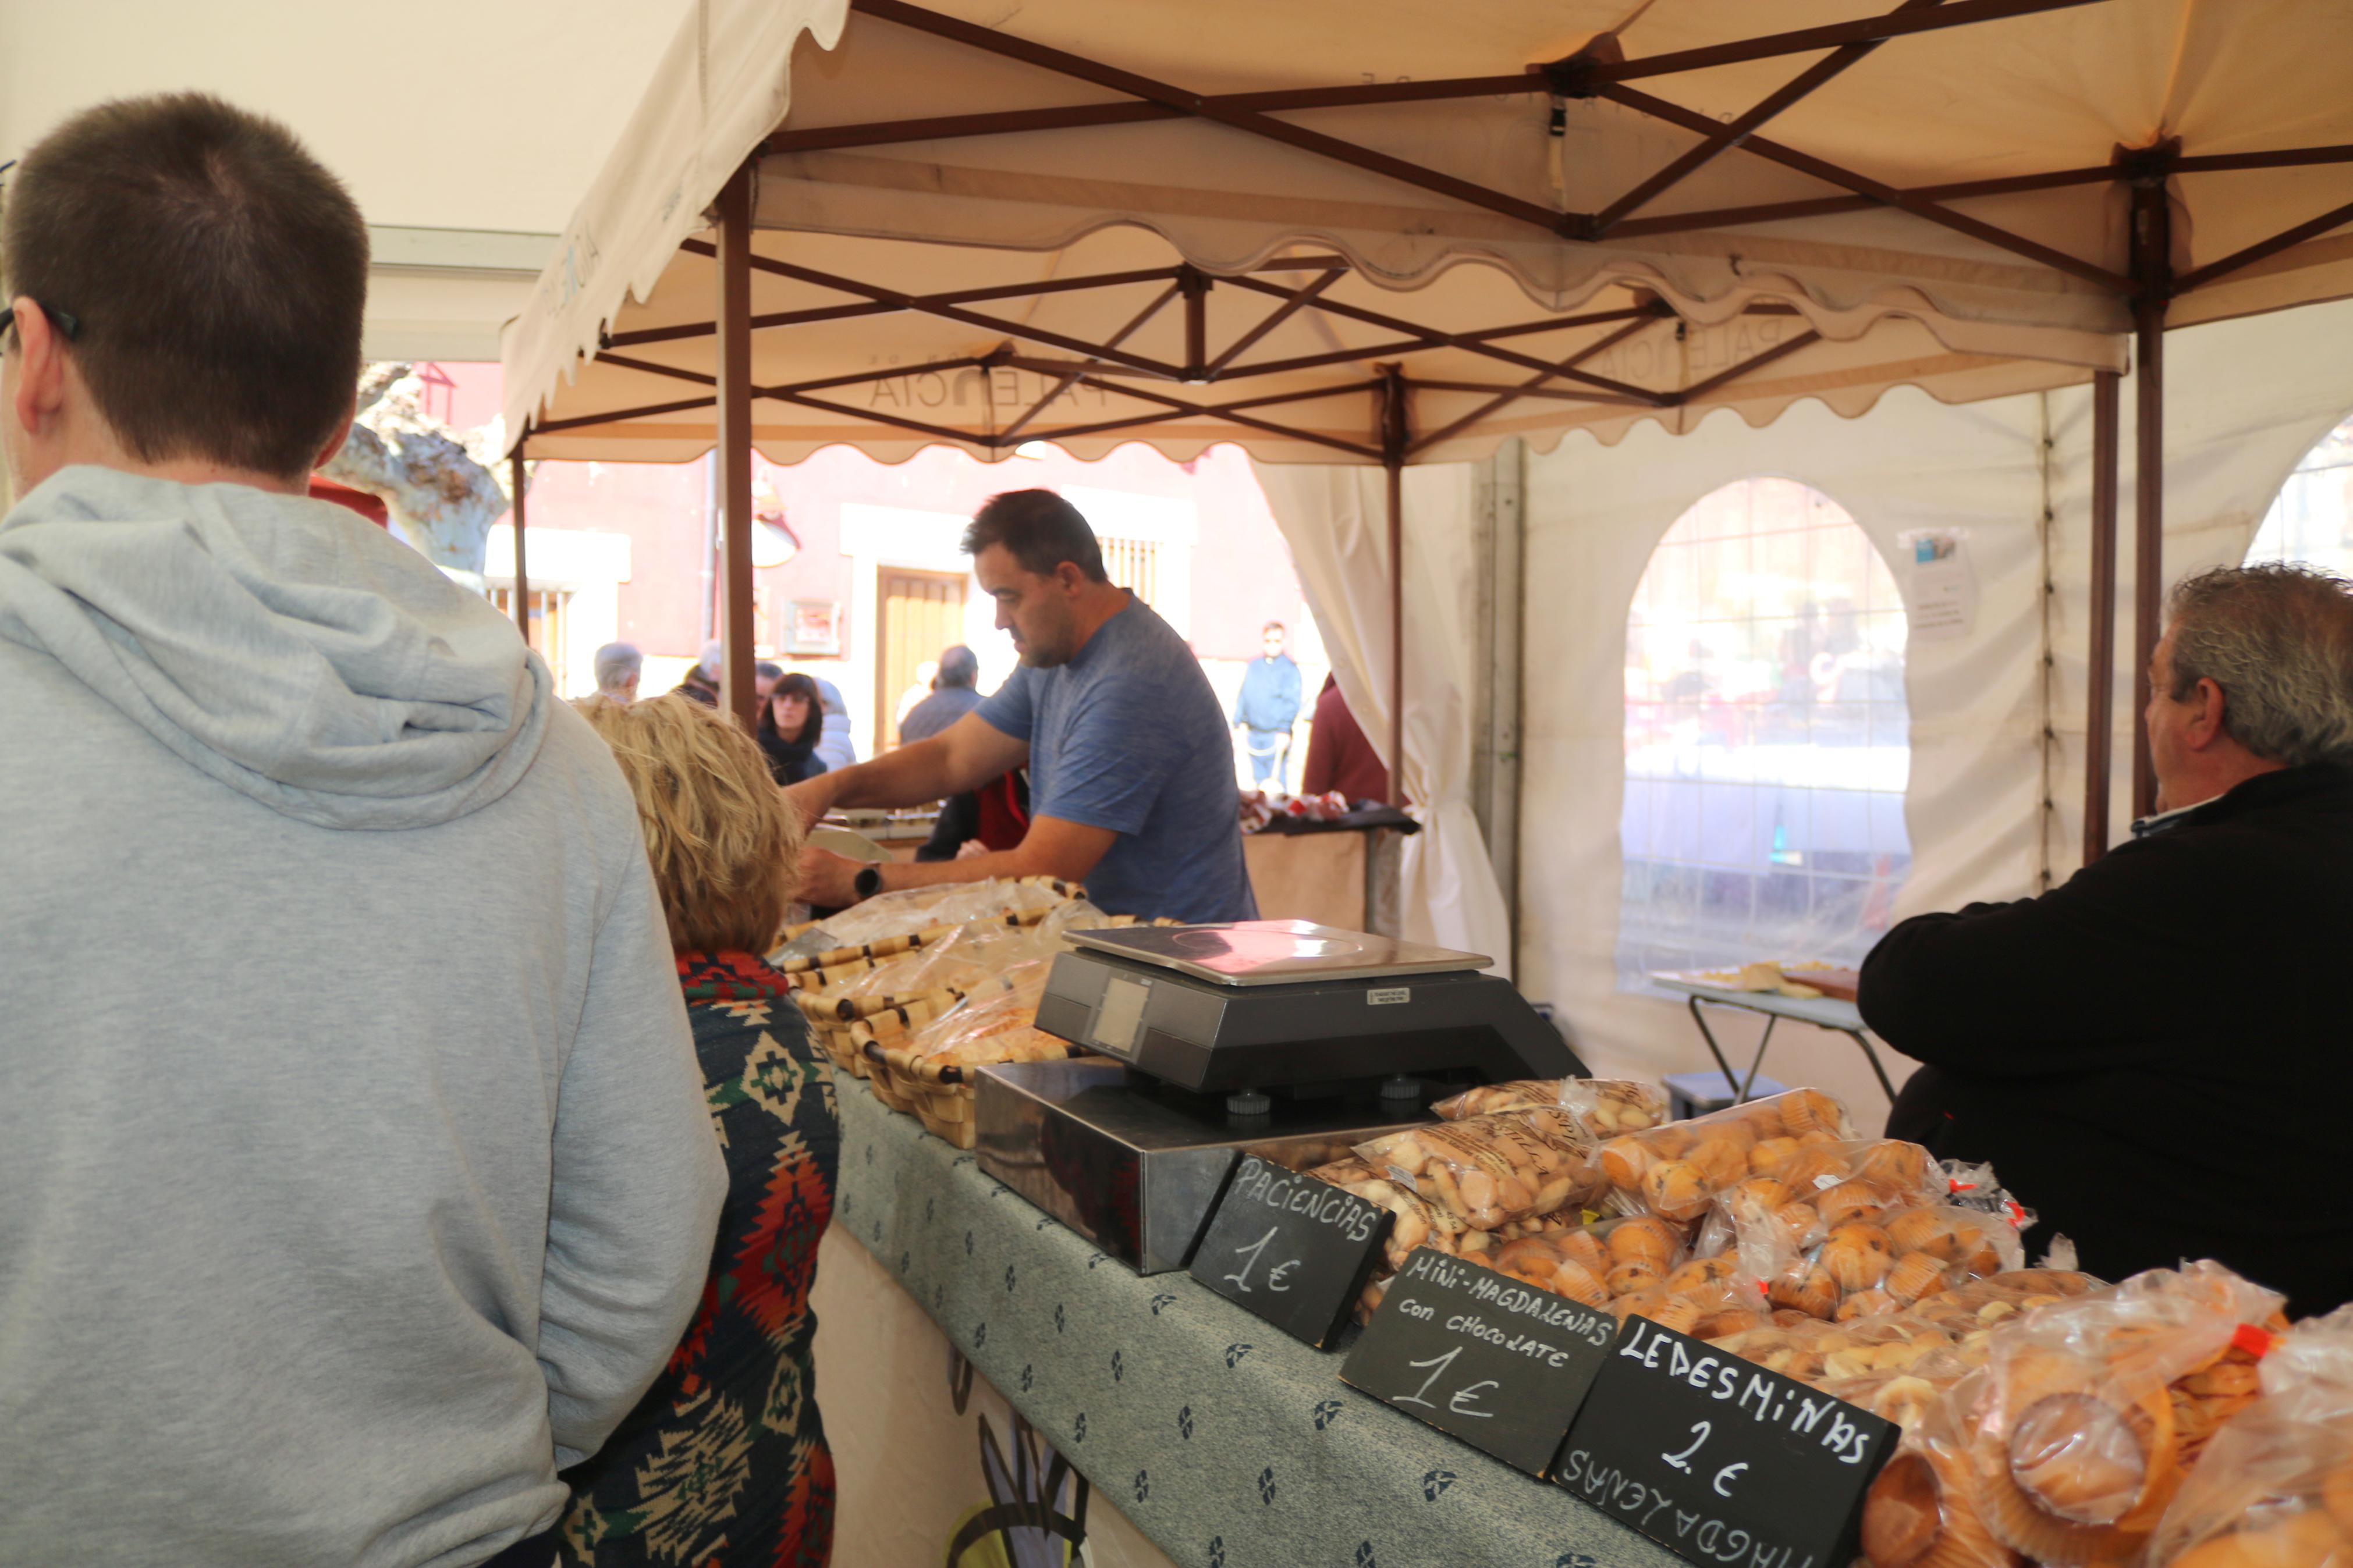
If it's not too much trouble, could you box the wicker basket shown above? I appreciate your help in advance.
[847,988,969,1112]
[870,1040,1094,1150]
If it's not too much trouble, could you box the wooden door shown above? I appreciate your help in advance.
[876,567,969,748]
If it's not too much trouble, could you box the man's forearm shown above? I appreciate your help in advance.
[824,738,960,809]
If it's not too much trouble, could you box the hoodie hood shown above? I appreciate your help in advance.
[0,465,550,829]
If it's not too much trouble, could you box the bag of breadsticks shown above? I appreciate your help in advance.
[1591,1087,1854,1224]
[1353,1107,1607,1232]
[2146,1305,2353,1568]
[1960,1260,2287,1567]
[908,960,1071,1069]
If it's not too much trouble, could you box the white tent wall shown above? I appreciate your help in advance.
[1517,388,2053,1128]
[1516,297,2353,1131]
[1249,462,1514,980]
[2050,298,2353,861]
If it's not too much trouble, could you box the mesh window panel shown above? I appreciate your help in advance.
[1616,479,1912,990]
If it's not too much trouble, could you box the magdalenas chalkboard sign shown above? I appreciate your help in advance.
[1556,1315,1898,1568]
[1188,1155,1393,1349]
[1339,1245,1615,1475]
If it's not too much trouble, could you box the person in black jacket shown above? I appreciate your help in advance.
[1861,562,2353,1316]
[754,671,829,785]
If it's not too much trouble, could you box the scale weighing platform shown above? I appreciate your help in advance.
[975,920,1586,1273]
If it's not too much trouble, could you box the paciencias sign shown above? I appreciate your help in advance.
[1189,1154,1392,1349]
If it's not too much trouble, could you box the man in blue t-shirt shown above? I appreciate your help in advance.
[789,490,1257,923]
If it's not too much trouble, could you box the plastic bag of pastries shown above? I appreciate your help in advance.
[1593,1087,1855,1224]
[2146,1304,2353,1568]
[1958,1261,2287,1567]
[1861,1371,2027,1568]
[1432,1077,1668,1137]
[1723,1154,2025,1326]
[1305,1158,1472,1273]
[1353,1107,1607,1232]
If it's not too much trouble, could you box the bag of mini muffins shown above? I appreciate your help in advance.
[1429,1076,1668,1137]
[1954,1261,2289,1567]
[2145,1305,2353,1568]
[1352,1106,1612,1232]
[1592,1086,1854,1226]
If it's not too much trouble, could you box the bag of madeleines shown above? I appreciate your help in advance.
[2145,1304,2353,1568]
[1955,1261,2288,1567]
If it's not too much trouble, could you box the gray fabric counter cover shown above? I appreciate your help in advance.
[831,1070,1681,1568]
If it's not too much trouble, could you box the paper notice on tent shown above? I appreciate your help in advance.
[1898,529,1975,642]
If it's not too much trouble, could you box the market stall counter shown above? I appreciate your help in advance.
[828,1068,1681,1568]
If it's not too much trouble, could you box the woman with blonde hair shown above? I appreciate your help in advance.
[562,694,836,1567]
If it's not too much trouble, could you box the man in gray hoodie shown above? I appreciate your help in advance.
[0,96,727,1567]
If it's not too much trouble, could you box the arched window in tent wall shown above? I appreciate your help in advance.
[2248,413,2353,574]
[1617,478,1914,989]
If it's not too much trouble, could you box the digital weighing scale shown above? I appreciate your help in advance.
[975,920,1586,1273]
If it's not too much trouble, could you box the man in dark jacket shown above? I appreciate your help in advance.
[1861,563,2353,1315]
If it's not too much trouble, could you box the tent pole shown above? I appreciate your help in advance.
[2128,177,2171,821]
[1378,367,1409,808]
[1385,457,1404,808]
[2084,371,2120,863]
[715,162,760,733]
[509,450,530,647]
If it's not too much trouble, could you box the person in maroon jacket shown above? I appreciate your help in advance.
[1300,672,1405,806]
[1860,563,2353,1315]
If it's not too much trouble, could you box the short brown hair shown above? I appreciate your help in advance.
[576,695,807,954]
[2167,563,2353,767]
[2,93,369,479]
[963,489,1107,581]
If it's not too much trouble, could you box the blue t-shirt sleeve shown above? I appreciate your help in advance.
[975,666,1037,741]
[1031,683,1175,837]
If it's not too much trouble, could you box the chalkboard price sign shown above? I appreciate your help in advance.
[1188,1155,1393,1349]
[1556,1315,1898,1568]
[1340,1246,1616,1475]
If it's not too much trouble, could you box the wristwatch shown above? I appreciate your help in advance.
[853,863,885,902]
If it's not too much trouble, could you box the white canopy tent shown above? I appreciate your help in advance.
[1521,294,2353,1115]
[499,0,2353,967]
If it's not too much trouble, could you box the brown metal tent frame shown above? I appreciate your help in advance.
[514,0,2353,841]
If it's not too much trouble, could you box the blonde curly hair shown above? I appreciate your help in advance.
[576,694,806,954]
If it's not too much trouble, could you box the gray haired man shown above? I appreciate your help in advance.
[898,642,984,744]
[593,641,643,702]
[1861,562,2353,1316]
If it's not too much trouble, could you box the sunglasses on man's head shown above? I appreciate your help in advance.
[0,303,81,343]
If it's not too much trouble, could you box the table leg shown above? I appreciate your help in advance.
[1737,1017,1776,1102]
[1686,998,1777,1105]
[1684,995,1739,1089]
[1843,1029,1900,1101]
